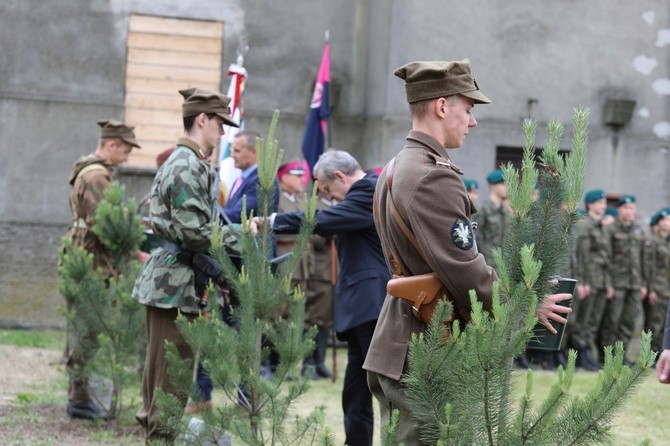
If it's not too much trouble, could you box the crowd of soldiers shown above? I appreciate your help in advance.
[466,169,670,371]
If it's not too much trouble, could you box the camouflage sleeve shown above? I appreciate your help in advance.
[79,169,111,223]
[153,149,212,253]
[573,219,589,284]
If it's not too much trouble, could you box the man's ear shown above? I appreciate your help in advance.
[334,171,346,182]
[196,112,208,128]
[435,97,448,117]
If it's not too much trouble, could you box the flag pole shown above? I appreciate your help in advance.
[325,30,332,149]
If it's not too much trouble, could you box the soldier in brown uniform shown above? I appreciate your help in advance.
[363,60,572,445]
[64,120,140,420]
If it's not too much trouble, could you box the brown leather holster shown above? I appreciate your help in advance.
[386,272,455,325]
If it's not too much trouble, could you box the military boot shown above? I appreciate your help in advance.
[314,327,332,379]
[577,346,601,372]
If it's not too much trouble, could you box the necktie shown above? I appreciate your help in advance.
[230,176,243,199]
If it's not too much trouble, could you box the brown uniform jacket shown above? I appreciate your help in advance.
[363,130,497,380]
[66,154,114,276]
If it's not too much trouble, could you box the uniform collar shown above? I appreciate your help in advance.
[177,137,207,159]
[406,130,452,162]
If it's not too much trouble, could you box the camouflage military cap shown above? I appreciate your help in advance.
[394,59,491,104]
[616,194,636,207]
[179,87,239,128]
[462,178,479,191]
[584,189,605,204]
[97,119,141,148]
[486,169,504,184]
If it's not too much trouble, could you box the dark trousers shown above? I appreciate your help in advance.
[340,320,376,446]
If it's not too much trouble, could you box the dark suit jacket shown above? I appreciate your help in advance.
[273,173,389,333]
[363,131,497,380]
[221,167,279,224]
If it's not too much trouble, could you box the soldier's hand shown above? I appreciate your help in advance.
[250,217,262,234]
[640,286,648,300]
[657,349,670,384]
[606,286,615,299]
[577,284,590,300]
[648,291,658,305]
[536,292,572,334]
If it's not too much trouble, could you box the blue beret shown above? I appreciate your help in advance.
[486,169,504,184]
[584,189,605,204]
[617,195,636,207]
[604,207,618,217]
[463,178,479,191]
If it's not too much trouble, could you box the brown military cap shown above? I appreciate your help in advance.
[394,59,491,104]
[179,87,239,128]
[97,119,141,148]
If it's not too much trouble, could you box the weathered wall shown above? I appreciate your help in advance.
[1,0,669,327]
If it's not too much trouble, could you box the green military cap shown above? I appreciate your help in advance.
[394,59,491,104]
[486,168,504,184]
[97,119,141,148]
[616,194,636,207]
[655,207,670,226]
[584,189,605,204]
[462,178,479,191]
[179,87,239,128]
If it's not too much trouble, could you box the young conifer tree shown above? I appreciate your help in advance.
[156,111,336,445]
[394,107,654,446]
[58,182,146,422]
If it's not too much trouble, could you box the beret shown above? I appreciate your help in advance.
[584,189,605,204]
[616,195,636,207]
[462,178,479,191]
[486,169,504,184]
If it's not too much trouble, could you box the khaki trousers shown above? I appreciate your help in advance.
[367,370,425,446]
[136,306,195,443]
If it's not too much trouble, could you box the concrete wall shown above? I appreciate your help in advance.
[1,0,669,328]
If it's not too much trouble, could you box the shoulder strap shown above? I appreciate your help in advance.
[76,163,107,180]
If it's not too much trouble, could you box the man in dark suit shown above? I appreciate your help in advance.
[258,149,389,446]
[221,130,278,223]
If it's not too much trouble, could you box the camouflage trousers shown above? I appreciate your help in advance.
[599,288,642,353]
[643,295,669,355]
[567,288,608,350]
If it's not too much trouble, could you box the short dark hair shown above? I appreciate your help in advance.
[183,112,218,131]
[409,96,457,119]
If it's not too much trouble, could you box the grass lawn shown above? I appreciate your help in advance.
[1,329,668,445]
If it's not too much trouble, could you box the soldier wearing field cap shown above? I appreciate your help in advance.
[599,194,648,365]
[64,119,140,420]
[473,168,510,265]
[363,60,572,445]
[643,207,670,358]
[570,189,613,371]
[132,87,237,443]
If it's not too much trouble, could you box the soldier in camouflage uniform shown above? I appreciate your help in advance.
[570,189,614,371]
[64,119,140,420]
[643,208,670,357]
[473,168,510,265]
[462,178,480,205]
[132,88,238,443]
[599,195,648,364]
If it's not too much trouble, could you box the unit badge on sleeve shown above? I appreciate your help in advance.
[451,218,474,250]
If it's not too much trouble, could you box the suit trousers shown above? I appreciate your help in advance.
[136,306,196,443]
[340,320,376,446]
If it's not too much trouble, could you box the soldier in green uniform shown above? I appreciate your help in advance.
[643,207,670,358]
[570,189,614,370]
[132,87,237,443]
[64,119,140,420]
[599,195,648,364]
[473,168,510,265]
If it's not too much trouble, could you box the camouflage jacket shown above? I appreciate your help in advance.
[645,232,670,297]
[66,153,114,276]
[574,214,612,289]
[606,219,648,290]
[473,199,510,264]
[132,138,213,313]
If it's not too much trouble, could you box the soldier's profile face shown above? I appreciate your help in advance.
[442,95,477,149]
[108,140,133,165]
